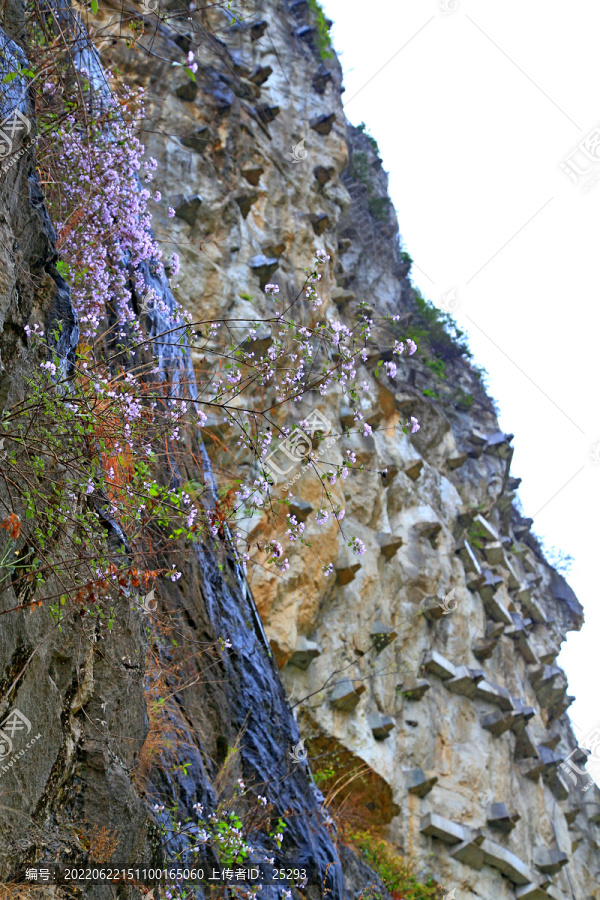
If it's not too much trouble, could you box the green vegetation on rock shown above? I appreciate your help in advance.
[348,830,443,900]
[308,0,334,59]
[407,287,471,363]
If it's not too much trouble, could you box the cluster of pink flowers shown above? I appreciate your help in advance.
[46,78,423,589]
[34,81,212,598]
[285,515,305,542]
[53,91,185,342]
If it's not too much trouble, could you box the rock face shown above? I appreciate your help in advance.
[0,4,155,883]
[104,2,596,898]
[0,3,349,896]
[0,0,598,898]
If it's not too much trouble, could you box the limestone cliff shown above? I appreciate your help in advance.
[0,0,598,899]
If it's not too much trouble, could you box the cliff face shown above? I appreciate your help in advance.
[0,10,156,882]
[0,2,346,896]
[0,0,598,899]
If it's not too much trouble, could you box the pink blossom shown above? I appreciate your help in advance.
[267,540,283,559]
[168,252,181,277]
[350,537,366,556]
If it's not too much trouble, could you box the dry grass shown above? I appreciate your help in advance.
[302,729,400,836]
[88,825,120,863]
[132,616,201,792]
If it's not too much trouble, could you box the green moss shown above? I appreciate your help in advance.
[348,830,443,899]
[308,0,334,59]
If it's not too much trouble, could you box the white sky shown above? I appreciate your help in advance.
[319,0,600,750]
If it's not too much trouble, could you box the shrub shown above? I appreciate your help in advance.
[348,830,443,900]
[308,0,334,59]
[368,196,392,220]
[467,518,491,550]
[407,288,470,363]
[356,122,381,156]
[452,388,473,411]
[423,357,446,380]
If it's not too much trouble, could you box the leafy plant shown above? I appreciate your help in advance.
[367,196,391,220]
[356,122,380,156]
[467,519,490,550]
[350,149,371,185]
[348,830,443,900]
[313,765,336,785]
[407,287,471,362]
[452,388,473,411]
[308,0,334,59]
[423,357,446,379]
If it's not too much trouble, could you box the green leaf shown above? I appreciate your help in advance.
[91,0,98,14]
[184,67,196,82]
[2,72,17,83]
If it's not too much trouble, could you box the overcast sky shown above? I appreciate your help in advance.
[319,0,600,758]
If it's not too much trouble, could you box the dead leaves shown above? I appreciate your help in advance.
[1,513,21,540]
